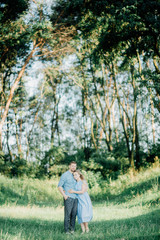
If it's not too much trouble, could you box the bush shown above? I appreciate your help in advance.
[49,164,68,176]
[36,146,66,178]
[84,150,126,180]
[63,148,130,180]
[0,152,28,177]
[146,142,160,165]
[10,157,28,177]
[81,170,102,188]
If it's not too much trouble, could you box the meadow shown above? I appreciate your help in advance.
[0,165,160,240]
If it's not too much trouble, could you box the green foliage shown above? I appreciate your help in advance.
[0,18,30,71]
[48,164,68,177]
[0,153,29,177]
[53,0,160,56]
[1,0,160,179]
[0,151,6,173]
[146,142,160,164]
[35,146,66,178]
[0,0,29,23]
[81,170,102,189]
[66,148,129,180]
[45,146,65,165]
[90,151,120,177]
[10,157,28,177]
[0,152,13,176]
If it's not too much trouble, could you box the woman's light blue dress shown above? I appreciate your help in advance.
[75,180,93,224]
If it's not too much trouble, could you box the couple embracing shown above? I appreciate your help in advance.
[58,161,93,234]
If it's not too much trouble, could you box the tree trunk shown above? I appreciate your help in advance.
[6,116,13,162]
[150,96,156,144]
[111,61,132,164]
[131,64,140,169]
[112,102,119,143]
[137,49,160,112]
[26,103,41,161]
[0,47,36,150]
[90,116,98,150]
[14,110,21,154]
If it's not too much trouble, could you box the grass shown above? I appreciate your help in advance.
[0,176,61,206]
[0,165,160,240]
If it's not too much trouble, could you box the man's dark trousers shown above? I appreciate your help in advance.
[64,197,78,233]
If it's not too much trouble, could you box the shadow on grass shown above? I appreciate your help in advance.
[0,184,62,207]
[0,185,22,199]
[0,209,159,240]
[0,175,160,207]
[96,175,160,205]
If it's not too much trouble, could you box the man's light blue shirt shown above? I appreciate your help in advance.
[58,170,77,199]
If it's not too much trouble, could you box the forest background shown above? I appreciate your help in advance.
[0,1,160,239]
[0,0,160,180]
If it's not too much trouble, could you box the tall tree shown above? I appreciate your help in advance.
[0,0,75,151]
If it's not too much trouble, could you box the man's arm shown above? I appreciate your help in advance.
[58,174,69,200]
[58,186,69,200]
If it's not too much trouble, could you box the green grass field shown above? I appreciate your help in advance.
[0,165,160,240]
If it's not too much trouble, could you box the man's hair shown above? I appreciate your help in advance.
[69,161,77,166]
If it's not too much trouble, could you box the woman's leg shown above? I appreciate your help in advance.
[84,222,89,232]
[81,223,85,233]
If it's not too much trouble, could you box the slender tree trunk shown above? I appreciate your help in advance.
[145,60,156,145]
[19,117,23,154]
[51,113,55,147]
[83,87,99,149]
[0,47,36,150]
[55,106,61,146]
[153,56,160,74]
[26,103,41,161]
[137,49,160,112]
[80,60,89,149]
[111,61,132,164]
[49,85,61,147]
[99,128,103,145]
[130,65,136,168]
[135,113,140,168]
[6,116,13,162]
[112,103,119,143]
[90,115,98,150]
[14,110,21,154]
[131,64,140,168]
[150,96,156,144]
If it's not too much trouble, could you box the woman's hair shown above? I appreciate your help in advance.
[75,169,85,180]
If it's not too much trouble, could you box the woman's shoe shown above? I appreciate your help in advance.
[86,228,89,233]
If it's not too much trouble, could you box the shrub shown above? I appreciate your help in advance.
[10,157,28,177]
[146,142,160,165]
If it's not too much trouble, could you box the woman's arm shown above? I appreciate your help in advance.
[69,183,87,194]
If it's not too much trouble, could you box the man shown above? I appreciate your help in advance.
[58,161,78,234]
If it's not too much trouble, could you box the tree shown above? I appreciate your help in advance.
[0,0,76,151]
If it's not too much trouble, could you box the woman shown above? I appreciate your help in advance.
[69,170,93,234]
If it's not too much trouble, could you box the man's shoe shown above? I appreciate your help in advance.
[70,231,75,234]
[65,232,71,235]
